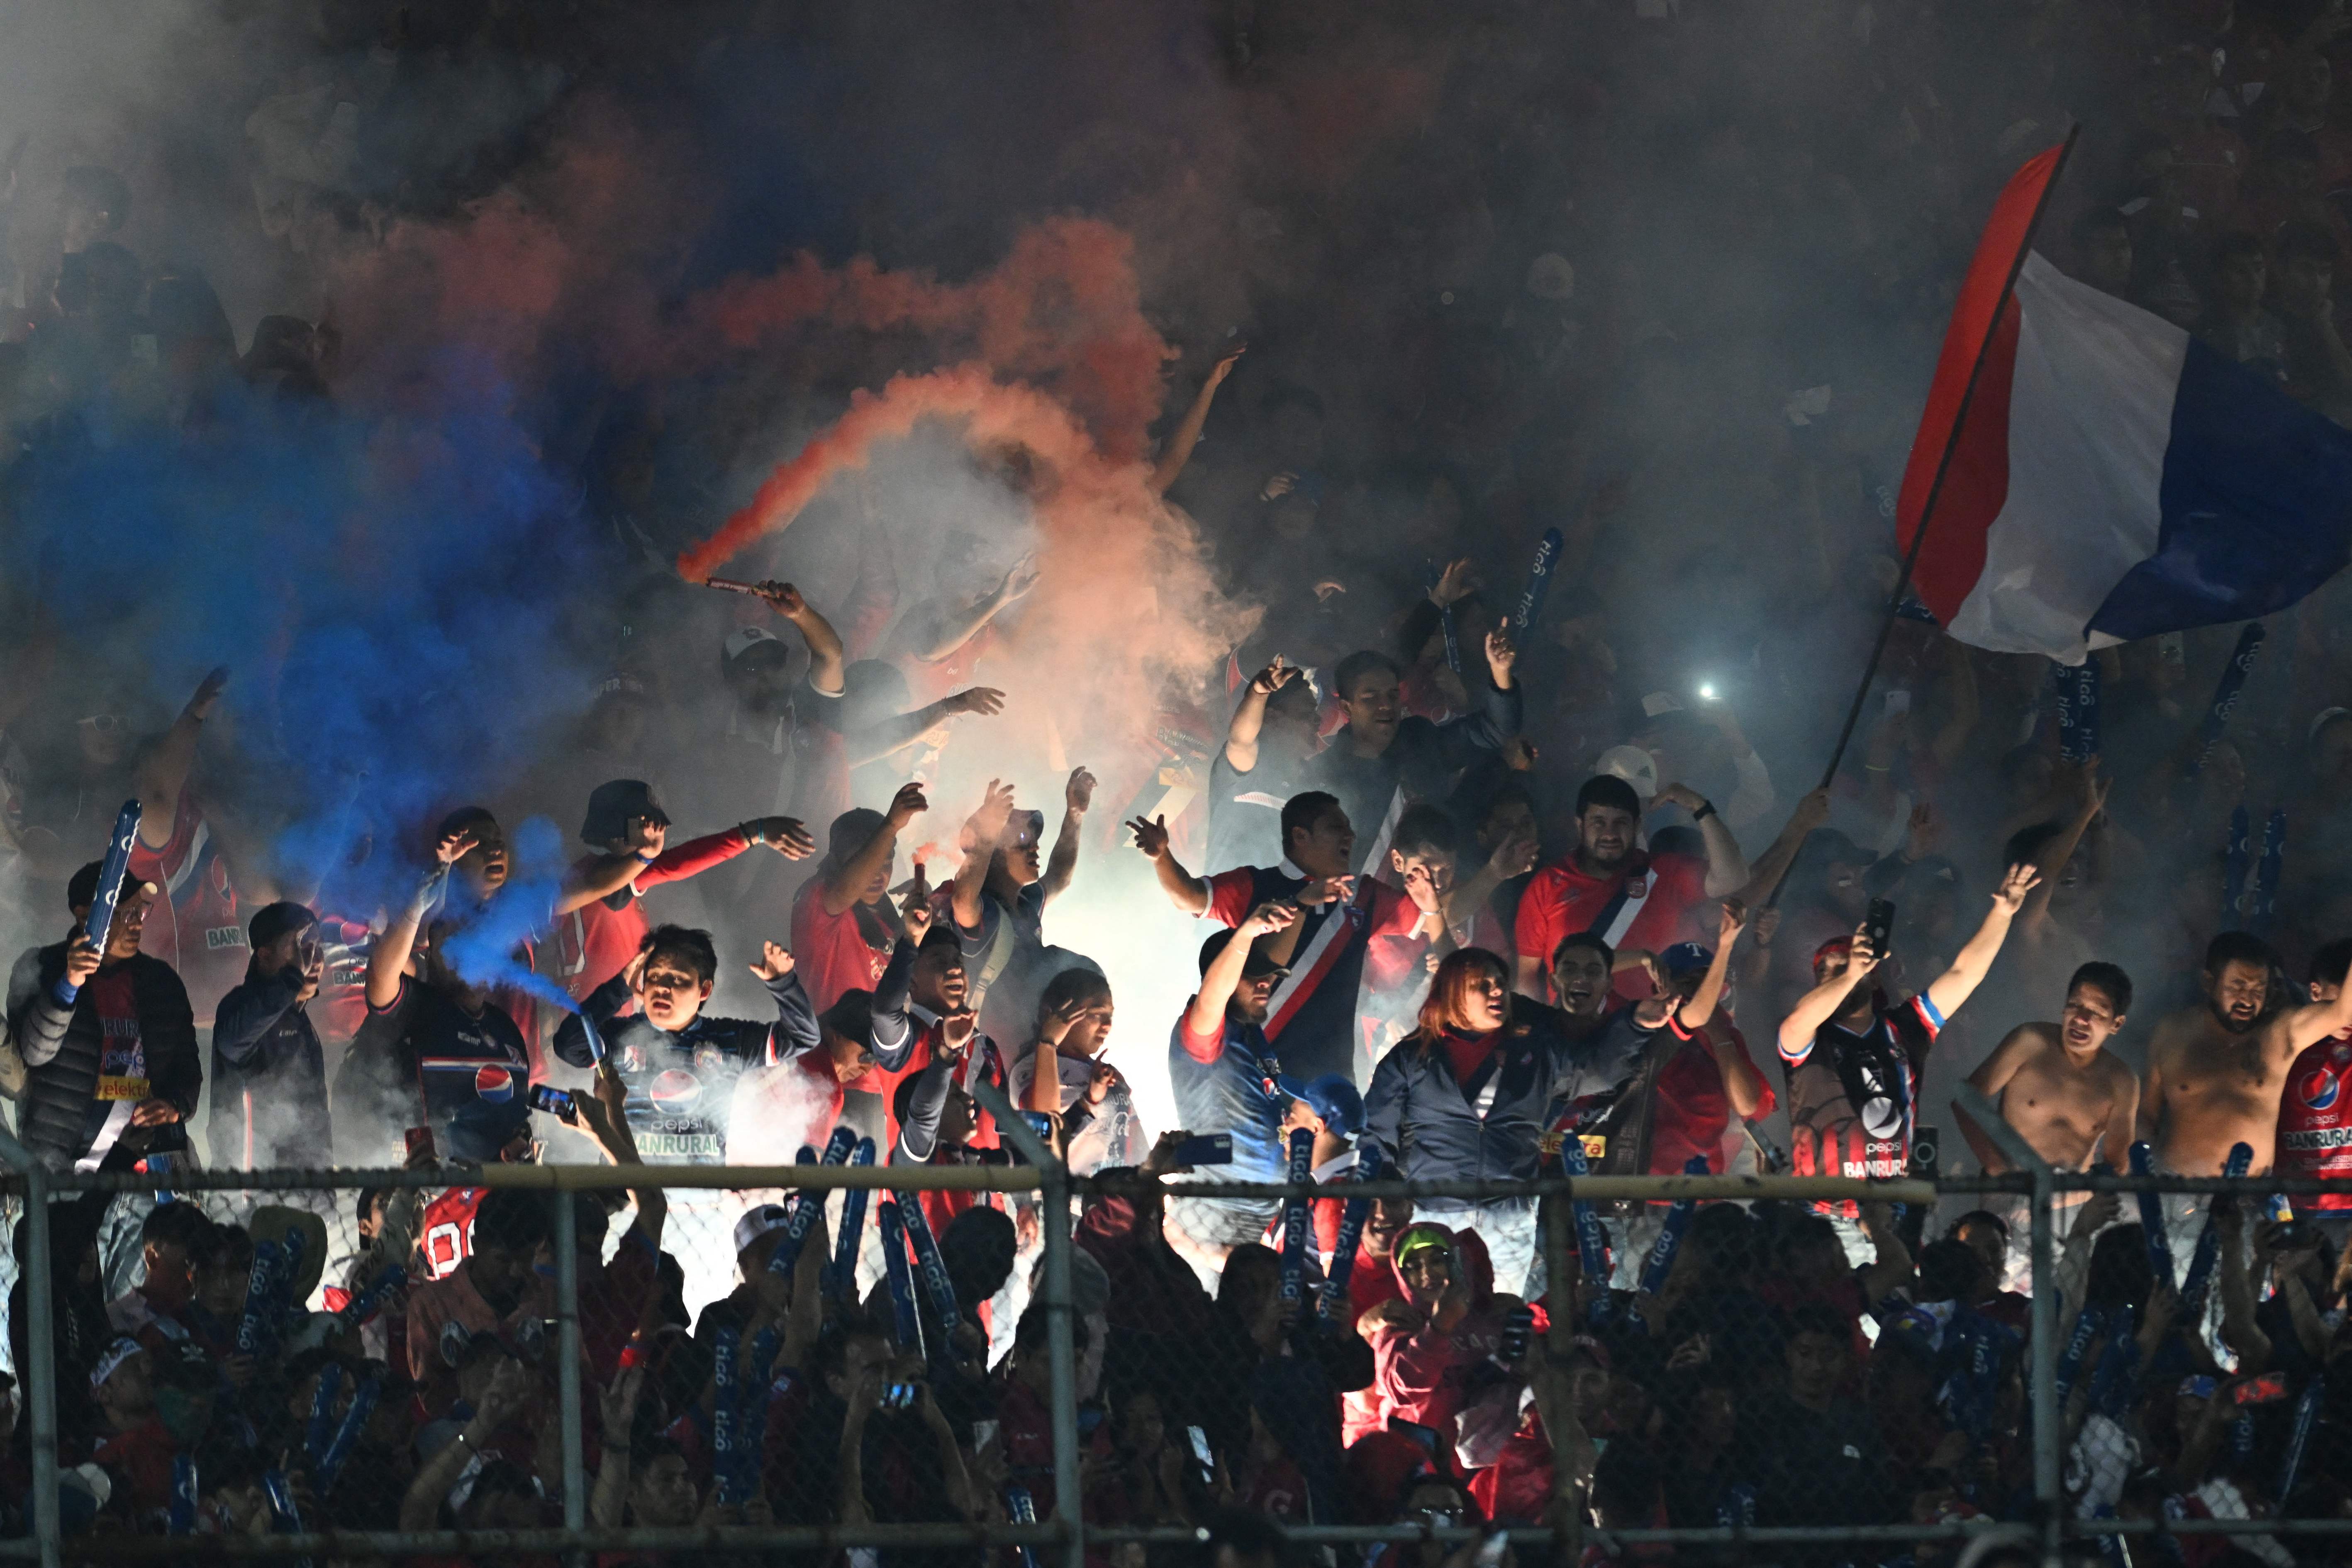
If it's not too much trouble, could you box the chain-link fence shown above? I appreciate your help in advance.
[5,1104,2352,1568]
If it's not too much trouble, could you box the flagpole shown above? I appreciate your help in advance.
[1813,122,2083,795]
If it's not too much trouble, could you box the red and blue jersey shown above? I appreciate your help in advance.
[128,792,245,1027]
[2278,1032,2352,1214]
[356,976,533,1164]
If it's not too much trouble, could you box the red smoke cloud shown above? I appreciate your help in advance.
[678,362,1248,745]
[636,216,1170,462]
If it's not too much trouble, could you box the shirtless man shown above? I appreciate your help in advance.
[2139,931,2352,1281]
[1954,961,2140,1288]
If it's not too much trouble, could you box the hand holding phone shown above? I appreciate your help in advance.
[1170,1132,1234,1168]
[1864,898,1896,958]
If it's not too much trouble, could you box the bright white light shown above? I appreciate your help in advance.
[1697,683,1718,702]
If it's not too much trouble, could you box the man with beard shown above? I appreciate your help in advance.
[1953,961,2140,1290]
[1514,774,1746,1005]
[2138,932,2352,1275]
[1167,900,1302,1249]
[1779,863,2039,1262]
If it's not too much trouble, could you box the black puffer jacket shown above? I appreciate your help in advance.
[5,938,200,1170]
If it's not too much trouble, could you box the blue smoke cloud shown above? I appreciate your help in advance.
[7,349,604,914]
[440,814,579,1018]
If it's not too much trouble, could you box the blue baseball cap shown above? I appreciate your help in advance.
[1276,1072,1364,1138]
[1659,942,1713,980]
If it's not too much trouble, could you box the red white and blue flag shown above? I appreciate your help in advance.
[1901,142,2352,663]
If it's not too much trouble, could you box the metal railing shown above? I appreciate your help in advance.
[2,1078,2345,1568]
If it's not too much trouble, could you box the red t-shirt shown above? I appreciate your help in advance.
[1647,1017,1775,1180]
[2278,1031,2352,1213]
[93,1419,180,1520]
[128,791,244,1027]
[1202,866,1275,927]
[1514,850,1708,1002]
[554,831,751,1000]
[788,875,894,1015]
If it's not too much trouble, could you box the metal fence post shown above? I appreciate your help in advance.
[1954,1085,2059,1566]
[553,1190,587,1561]
[2030,1167,2060,1568]
[1040,1164,1084,1568]
[968,1078,1082,1568]
[20,1163,60,1568]
[0,1127,61,1568]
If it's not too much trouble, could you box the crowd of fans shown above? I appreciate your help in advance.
[6,0,2352,1563]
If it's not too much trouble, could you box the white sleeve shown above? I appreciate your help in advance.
[1724,748,1776,831]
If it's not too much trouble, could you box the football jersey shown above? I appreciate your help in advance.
[128,792,246,1026]
[418,1186,488,1281]
[1784,994,1941,1211]
[2278,1032,2352,1213]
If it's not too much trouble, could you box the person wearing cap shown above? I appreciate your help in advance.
[6,857,198,1173]
[1513,773,1746,1006]
[793,782,926,1016]
[1614,905,1775,1283]
[551,776,813,1004]
[1296,628,1521,877]
[1779,862,2042,1261]
[1168,901,1304,1249]
[1628,688,1777,836]
[1762,827,1882,1025]
[948,768,1099,1047]
[551,923,822,1163]
[1357,1222,1505,1440]
[209,900,333,1170]
[1364,948,1667,1295]
[87,1336,178,1510]
[1130,789,1427,1085]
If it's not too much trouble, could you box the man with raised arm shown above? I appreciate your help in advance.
[354,824,533,1166]
[2138,931,2352,1277]
[1167,900,1302,1251]
[948,769,1095,1044]
[1127,790,1426,1084]
[1297,619,1521,866]
[1778,862,2039,1261]
[1204,654,1320,874]
[550,925,822,1164]
[549,777,812,1002]
[1514,773,1748,1005]
[1953,961,2141,1290]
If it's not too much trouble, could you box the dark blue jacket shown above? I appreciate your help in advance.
[553,968,819,1162]
[210,968,332,1168]
[1360,1005,1658,1185]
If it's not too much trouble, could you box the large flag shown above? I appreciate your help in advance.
[1899,144,2352,663]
